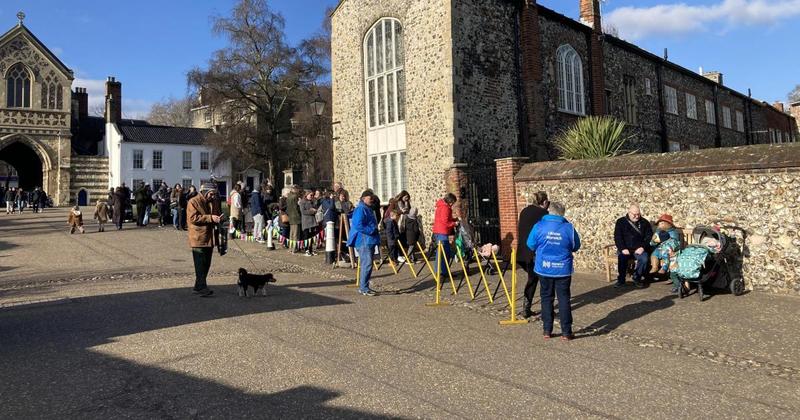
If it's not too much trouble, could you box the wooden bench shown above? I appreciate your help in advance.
[602,229,691,283]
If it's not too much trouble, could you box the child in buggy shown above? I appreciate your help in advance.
[670,226,745,301]
[454,219,501,275]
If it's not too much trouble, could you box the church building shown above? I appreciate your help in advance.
[0,13,231,206]
[331,0,797,241]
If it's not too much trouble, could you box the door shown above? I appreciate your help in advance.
[77,189,88,206]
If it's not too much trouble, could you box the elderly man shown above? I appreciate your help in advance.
[613,204,653,288]
[527,202,580,340]
[187,183,222,297]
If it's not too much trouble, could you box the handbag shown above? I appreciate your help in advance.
[279,212,289,224]
[315,207,325,224]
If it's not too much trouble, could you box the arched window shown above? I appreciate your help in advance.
[41,74,63,110]
[364,18,405,129]
[6,64,31,108]
[556,45,585,115]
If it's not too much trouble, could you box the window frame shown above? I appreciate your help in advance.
[556,44,585,116]
[182,151,192,170]
[200,151,210,171]
[722,106,732,129]
[6,63,32,108]
[182,178,193,190]
[668,140,681,152]
[367,150,407,203]
[152,150,163,170]
[622,75,637,125]
[151,179,163,189]
[644,78,652,96]
[735,110,744,133]
[132,149,144,170]
[664,85,678,115]
[705,100,716,125]
[685,93,697,120]
[364,18,405,130]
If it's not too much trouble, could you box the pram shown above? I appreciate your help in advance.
[673,226,745,301]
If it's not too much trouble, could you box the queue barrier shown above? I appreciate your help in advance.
[499,249,528,326]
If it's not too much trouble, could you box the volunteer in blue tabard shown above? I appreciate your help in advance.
[526,202,581,340]
[347,190,381,296]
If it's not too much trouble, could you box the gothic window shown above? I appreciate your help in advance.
[6,64,31,108]
[622,76,637,124]
[41,74,64,110]
[556,45,584,115]
[364,18,405,129]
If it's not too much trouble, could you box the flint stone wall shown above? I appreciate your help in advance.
[514,143,800,295]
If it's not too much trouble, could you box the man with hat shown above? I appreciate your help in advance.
[187,182,222,297]
[347,190,381,296]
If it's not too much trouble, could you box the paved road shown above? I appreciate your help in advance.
[1,210,799,418]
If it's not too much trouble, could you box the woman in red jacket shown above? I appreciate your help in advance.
[432,193,458,280]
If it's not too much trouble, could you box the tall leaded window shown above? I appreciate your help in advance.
[364,18,405,129]
[622,75,637,124]
[182,151,192,170]
[6,63,31,108]
[41,74,63,110]
[556,45,584,115]
[200,152,210,170]
[133,149,144,169]
[152,150,163,169]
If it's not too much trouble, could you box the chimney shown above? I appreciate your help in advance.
[104,76,122,124]
[580,0,602,32]
[772,101,785,113]
[790,102,800,138]
[703,71,724,86]
[74,87,88,120]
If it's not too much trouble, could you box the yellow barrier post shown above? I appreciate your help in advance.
[473,248,494,303]
[417,242,438,280]
[457,251,475,300]
[491,251,512,305]
[439,241,458,295]
[397,241,418,278]
[387,255,398,275]
[500,249,528,326]
[425,242,448,307]
[347,258,361,288]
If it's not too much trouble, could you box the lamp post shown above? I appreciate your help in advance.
[310,91,326,117]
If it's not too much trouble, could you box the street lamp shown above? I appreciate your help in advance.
[310,92,326,117]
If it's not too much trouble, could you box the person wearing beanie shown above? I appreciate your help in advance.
[186,183,222,297]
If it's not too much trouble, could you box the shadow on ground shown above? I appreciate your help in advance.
[0,284,395,418]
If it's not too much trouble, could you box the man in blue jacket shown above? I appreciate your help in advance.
[347,190,381,296]
[527,202,581,340]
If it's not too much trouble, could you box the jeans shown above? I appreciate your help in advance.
[16,200,23,213]
[5,202,11,213]
[433,234,452,280]
[617,251,649,284]
[142,205,151,226]
[539,275,573,336]
[357,245,374,293]
[191,247,213,291]
[253,214,264,240]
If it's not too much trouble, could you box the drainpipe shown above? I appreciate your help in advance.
[655,63,668,152]
[713,85,722,148]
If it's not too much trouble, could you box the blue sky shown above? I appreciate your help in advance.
[1,0,797,117]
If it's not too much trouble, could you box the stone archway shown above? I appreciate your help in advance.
[0,135,54,195]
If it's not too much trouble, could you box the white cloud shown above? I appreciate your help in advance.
[72,78,152,119]
[605,0,800,40]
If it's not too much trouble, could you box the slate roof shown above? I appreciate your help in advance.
[117,121,212,146]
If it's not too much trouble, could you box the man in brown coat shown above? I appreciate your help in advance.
[187,183,222,296]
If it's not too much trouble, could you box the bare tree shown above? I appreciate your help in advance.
[146,96,194,127]
[187,0,327,182]
[789,85,800,103]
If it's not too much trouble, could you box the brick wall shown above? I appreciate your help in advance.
[495,157,528,258]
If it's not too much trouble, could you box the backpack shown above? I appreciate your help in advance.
[315,206,325,224]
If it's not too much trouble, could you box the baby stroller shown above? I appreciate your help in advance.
[673,226,745,301]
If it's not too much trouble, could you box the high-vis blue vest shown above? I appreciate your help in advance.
[526,215,581,277]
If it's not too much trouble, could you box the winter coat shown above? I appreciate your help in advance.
[134,186,149,204]
[527,215,581,278]
[154,188,169,205]
[286,193,301,225]
[299,198,317,231]
[187,194,217,248]
[320,197,338,224]
[335,199,353,216]
[93,201,109,223]
[112,192,126,224]
[249,191,264,216]
[38,190,48,205]
[229,190,242,219]
[432,199,457,235]
[614,216,654,253]
[4,189,13,202]
[405,217,421,247]
[517,205,549,265]
[346,201,380,249]
[68,209,84,227]
[384,218,400,242]
[170,189,183,209]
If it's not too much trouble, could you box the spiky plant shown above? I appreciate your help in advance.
[554,116,632,160]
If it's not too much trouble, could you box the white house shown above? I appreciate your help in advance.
[100,77,232,197]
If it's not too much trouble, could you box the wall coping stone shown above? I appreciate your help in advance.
[495,156,530,163]
[515,143,800,182]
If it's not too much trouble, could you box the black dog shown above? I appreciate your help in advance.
[237,268,276,297]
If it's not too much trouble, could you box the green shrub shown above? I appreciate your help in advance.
[554,116,632,160]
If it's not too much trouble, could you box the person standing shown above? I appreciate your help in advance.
[112,187,126,230]
[516,191,550,319]
[4,187,14,214]
[613,204,653,288]
[432,193,458,281]
[171,184,184,230]
[134,183,148,227]
[154,183,170,227]
[404,207,422,263]
[187,183,222,297]
[526,202,581,341]
[68,205,85,234]
[93,199,109,232]
[250,186,265,242]
[286,186,302,253]
[15,188,24,214]
[299,191,318,256]
[229,184,242,237]
[347,191,381,296]
[31,187,40,213]
[37,189,48,212]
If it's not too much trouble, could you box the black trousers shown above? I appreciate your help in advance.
[136,203,146,226]
[523,262,539,308]
[158,204,170,226]
[192,247,213,291]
